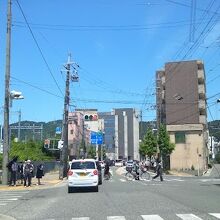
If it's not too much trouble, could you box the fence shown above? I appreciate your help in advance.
[0,161,60,183]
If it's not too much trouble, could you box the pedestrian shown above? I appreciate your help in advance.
[36,163,44,185]
[152,160,163,181]
[17,162,24,184]
[10,156,18,186]
[133,161,140,180]
[23,160,34,187]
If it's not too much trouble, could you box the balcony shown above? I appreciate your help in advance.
[199,115,207,125]
[199,100,206,111]
[161,76,165,85]
[198,70,205,84]
[198,84,205,99]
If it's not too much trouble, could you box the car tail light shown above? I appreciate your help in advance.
[68,170,73,176]
[93,169,98,175]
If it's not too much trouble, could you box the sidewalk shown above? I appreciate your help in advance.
[0,171,65,191]
[167,170,194,177]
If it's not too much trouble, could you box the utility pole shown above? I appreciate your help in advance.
[2,0,12,185]
[59,55,71,180]
[59,54,79,179]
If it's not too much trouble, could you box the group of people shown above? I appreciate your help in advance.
[130,159,164,181]
[7,156,44,187]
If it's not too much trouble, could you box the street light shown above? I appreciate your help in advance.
[2,89,23,185]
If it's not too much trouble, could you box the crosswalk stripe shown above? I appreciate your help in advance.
[119,179,126,182]
[176,214,203,220]
[0,204,7,206]
[107,216,126,220]
[71,218,89,220]
[0,195,22,197]
[141,215,164,220]
[209,213,220,219]
[0,198,18,201]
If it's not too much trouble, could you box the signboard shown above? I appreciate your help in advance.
[55,127,62,134]
[97,132,103,145]
[90,132,103,145]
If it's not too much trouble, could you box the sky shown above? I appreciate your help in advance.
[0,0,220,124]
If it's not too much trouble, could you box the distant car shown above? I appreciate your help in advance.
[115,159,124,167]
[68,159,99,193]
[95,161,103,185]
[126,160,134,171]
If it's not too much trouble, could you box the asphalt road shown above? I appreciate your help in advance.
[0,168,220,220]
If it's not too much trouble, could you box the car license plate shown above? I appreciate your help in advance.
[79,173,86,177]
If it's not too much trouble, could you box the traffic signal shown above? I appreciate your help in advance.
[84,114,98,121]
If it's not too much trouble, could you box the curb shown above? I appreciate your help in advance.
[0,180,64,191]
[0,214,16,220]
[0,172,65,191]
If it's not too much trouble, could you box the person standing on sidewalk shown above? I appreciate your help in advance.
[10,157,18,186]
[17,161,24,184]
[23,160,34,187]
[152,160,163,181]
[36,163,44,185]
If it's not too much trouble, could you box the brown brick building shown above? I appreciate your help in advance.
[156,60,209,173]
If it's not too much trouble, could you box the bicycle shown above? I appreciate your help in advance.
[125,167,139,181]
[139,165,152,181]
[104,169,113,180]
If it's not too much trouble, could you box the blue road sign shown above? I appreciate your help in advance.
[97,133,103,144]
[90,132,103,145]
[55,127,62,134]
[90,132,97,145]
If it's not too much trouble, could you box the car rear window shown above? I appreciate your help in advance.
[116,160,122,163]
[71,161,95,170]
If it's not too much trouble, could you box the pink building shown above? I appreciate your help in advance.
[68,112,90,159]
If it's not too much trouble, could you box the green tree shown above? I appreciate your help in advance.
[157,124,175,170]
[139,128,157,160]
[9,140,53,161]
[87,145,96,159]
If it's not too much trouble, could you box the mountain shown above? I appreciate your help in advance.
[9,119,220,142]
[10,120,62,141]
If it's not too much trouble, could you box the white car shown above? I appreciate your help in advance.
[68,159,99,193]
[115,159,124,167]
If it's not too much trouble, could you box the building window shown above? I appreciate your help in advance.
[70,130,74,135]
[175,132,186,143]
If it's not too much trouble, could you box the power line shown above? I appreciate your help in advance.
[13,17,220,31]
[15,0,64,97]
[11,76,63,99]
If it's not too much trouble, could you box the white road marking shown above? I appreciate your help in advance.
[0,195,22,197]
[0,204,7,206]
[176,214,203,220]
[71,218,89,220]
[107,216,126,220]
[0,198,18,201]
[141,214,164,219]
[200,179,220,182]
[119,179,126,182]
[209,213,220,219]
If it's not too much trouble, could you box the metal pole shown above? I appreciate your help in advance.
[18,109,21,141]
[2,0,12,185]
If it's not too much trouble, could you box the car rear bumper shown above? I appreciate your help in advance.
[68,179,98,187]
